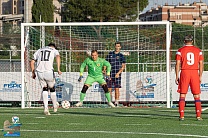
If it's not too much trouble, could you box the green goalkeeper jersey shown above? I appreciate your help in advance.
[80,57,111,77]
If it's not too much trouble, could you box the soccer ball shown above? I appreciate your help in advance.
[12,116,19,124]
[61,100,70,109]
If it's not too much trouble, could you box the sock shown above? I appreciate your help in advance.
[115,90,119,102]
[110,92,113,102]
[50,92,57,108]
[80,92,86,102]
[194,97,201,117]
[105,92,111,102]
[42,91,48,110]
[115,100,118,104]
[178,97,185,118]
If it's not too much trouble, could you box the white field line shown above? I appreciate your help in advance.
[35,117,46,118]
[181,124,208,127]
[0,113,152,117]
[159,110,194,112]
[8,129,208,138]
[201,107,208,111]
[160,109,208,112]
[124,124,152,126]
[124,123,208,127]
[22,123,39,124]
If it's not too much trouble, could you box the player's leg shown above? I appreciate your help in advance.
[75,85,89,107]
[49,86,58,112]
[178,70,190,120]
[75,76,93,107]
[99,77,115,107]
[102,84,115,108]
[190,71,202,120]
[106,79,113,101]
[193,94,202,120]
[114,77,121,106]
[178,93,186,120]
[114,88,119,106]
[109,88,113,100]
[46,71,58,112]
[42,87,50,115]
[37,72,50,115]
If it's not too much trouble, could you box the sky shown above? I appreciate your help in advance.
[142,0,208,13]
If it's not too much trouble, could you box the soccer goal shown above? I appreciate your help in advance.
[21,21,172,108]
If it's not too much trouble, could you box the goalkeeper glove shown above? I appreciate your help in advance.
[78,76,84,82]
[105,75,110,80]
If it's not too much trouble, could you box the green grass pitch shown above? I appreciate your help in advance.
[0,107,208,138]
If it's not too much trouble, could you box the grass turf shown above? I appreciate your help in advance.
[0,107,208,138]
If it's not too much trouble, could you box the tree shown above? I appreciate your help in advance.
[32,0,54,23]
[61,0,148,22]
[61,0,148,40]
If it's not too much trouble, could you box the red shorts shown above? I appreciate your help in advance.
[177,70,201,95]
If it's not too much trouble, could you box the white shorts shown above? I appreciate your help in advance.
[37,71,55,88]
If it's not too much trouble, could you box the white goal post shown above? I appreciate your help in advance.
[21,21,171,109]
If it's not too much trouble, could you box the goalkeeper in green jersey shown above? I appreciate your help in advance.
[75,50,115,107]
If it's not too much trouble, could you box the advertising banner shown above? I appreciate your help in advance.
[0,72,208,102]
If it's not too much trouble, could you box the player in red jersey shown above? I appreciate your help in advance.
[175,35,204,121]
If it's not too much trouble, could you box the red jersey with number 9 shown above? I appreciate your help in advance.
[175,45,203,70]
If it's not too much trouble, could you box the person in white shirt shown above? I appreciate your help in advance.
[30,43,62,115]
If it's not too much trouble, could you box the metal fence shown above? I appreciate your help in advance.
[1,24,208,72]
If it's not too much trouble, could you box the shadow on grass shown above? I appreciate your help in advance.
[60,108,180,120]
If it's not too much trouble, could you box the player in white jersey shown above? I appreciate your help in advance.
[30,43,62,115]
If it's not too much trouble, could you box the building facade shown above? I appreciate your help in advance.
[0,0,61,26]
[140,1,208,27]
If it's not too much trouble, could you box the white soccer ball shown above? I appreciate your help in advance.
[12,116,19,124]
[61,100,70,109]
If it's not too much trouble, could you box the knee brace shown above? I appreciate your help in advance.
[43,87,48,91]
[102,84,108,93]
[81,85,89,93]
[50,87,55,92]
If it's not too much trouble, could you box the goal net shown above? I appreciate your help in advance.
[21,22,171,108]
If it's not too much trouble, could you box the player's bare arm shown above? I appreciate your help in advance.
[30,60,36,79]
[56,55,62,75]
[175,60,180,85]
[199,60,204,82]
[115,63,126,78]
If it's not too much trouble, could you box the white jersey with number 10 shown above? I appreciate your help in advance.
[33,46,60,72]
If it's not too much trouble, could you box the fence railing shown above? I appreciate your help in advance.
[1,49,208,72]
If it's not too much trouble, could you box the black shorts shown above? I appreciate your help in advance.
[107,77,121,88]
